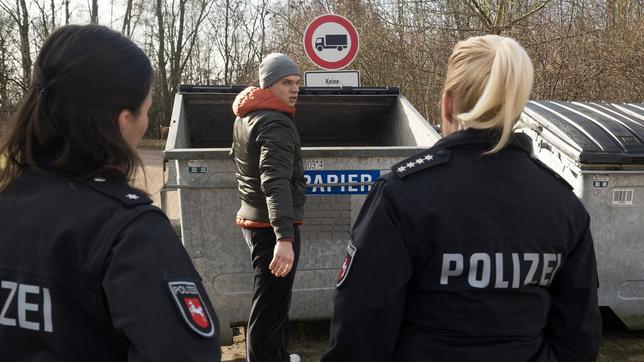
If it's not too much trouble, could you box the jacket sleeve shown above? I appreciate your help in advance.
[256,118,297,240]
[546,212,602,361]
[322,179,413,362]
[102,210,221,362]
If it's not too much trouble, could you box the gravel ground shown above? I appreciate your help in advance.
[220,312,644,362]
[138,147,644,362]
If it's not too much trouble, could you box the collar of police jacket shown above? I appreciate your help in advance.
[435,128,533,154]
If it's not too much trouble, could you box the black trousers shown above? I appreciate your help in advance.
[242,226,300,362]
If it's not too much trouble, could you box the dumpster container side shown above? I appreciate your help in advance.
[386,96,442,147]
[160,94,186,223]
[296,94,396,147]
[522,100,644,330]
[163,86,440,343]
[184,94,238,148]
[165,94,189,151]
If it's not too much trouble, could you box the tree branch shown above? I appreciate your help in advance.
[466,0,493,28]
[503,0,552,31]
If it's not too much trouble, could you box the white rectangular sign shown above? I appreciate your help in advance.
[304,70,360,87]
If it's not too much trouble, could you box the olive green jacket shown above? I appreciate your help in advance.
[231,109,306,240]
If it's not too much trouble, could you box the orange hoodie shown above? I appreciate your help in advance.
[232,86,295,117]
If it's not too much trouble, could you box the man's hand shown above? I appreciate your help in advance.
[269,239,294,277]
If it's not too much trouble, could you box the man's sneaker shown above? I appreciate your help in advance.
[289,354,301,362]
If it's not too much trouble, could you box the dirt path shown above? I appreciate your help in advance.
[221,315,644,362]
[135,147,179,220]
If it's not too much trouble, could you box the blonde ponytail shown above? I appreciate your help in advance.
[443,35,533,153]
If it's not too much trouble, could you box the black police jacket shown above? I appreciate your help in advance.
[323,129,601,362]
[0,168,221,361]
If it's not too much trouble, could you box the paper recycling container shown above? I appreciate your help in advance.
[162,85,441,342]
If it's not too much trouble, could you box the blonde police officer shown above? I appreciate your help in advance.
[323,35,601,362]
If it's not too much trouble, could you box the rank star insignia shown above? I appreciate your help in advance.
[125,194,139,200]
[392,150,450,179]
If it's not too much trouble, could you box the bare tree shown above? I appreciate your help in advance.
[155,0,168,131]
[90,0,98,24]
[0,0,642,138]
[463,0,553,34]
[153,0,212,132]
[32,0,55,42]
[0,12,13,112]
[122,0,134,35]
[50,0,55,29]
[0,0,32,91]
[64,0,70,25]
[120,0,145,38]
[211,0,261,84]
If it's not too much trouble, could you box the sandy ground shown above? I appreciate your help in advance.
[134,147,179,219]
[137,146,644,362]
[220,322,331,362]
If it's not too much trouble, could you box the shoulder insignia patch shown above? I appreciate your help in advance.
[87,177,152,207]
[168,281,216,338]
[392,149,451,179]
[530,157,573,190]
[336,240,357,288]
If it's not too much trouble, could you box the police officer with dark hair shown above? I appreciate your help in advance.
[0,25,221,361]
[322,35,601,362]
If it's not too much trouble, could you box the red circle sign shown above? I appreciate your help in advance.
[303,14,359,70]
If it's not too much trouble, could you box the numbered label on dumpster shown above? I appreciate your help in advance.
[304,170,380,194]
[188,160,207,174]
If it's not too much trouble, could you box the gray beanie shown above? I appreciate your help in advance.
[259,53,300,88]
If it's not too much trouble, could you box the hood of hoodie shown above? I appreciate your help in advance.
[232,86,295,117]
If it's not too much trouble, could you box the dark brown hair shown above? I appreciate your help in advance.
[0,24,153,189]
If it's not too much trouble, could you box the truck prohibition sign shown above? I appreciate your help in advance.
[303,14,359,70]
[316,34,347,51]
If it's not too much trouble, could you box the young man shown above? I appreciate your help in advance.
[230,53,306,362]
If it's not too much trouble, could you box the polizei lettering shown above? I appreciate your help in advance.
[171,284,199,295]
[0,280,53,332]
[440,252,562,288]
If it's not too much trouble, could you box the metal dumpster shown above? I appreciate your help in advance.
[520,101,644,329]
[163,85,441,342]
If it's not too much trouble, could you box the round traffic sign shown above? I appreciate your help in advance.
[303,14,359,71]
